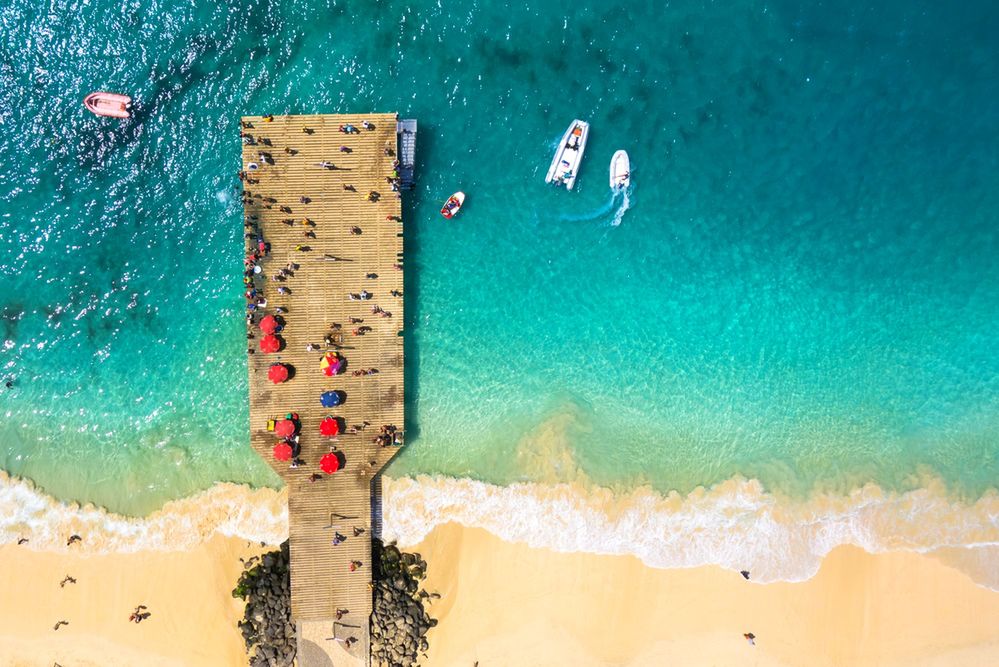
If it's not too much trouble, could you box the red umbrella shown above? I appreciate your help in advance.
[319,416,340,437]
[259,334,281,353]
[268,364,289,383]
[319,452,341,474]
[274,419,296,438]
[259,315,278,334]
[272,442,293,461]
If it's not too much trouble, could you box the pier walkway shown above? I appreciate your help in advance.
[241,113,404,666]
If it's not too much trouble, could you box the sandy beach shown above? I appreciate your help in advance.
[0,535,266,667]
[2,521,999,666]
[413,523,999,667]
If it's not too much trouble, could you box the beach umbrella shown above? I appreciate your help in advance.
[259,315,278,334]
[320,352,342,377]
[319,452,341,474]
[268,364,289,384]
[275,419,296,438]
[319,416,340,437]
[259,334,281,353]
[320,391,342,408]
[272,442,293,461]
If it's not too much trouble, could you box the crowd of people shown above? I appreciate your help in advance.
[240,116,406,527]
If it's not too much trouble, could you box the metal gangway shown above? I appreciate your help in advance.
[397,119,417,189]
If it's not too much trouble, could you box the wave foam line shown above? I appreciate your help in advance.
[0,471,288,553]
[382,475,999,590]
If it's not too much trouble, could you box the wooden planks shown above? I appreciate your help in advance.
[241,113,404,666]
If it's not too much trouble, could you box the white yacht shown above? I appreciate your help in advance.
[545,119,589,190]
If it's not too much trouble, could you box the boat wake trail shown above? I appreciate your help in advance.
[559,187,632,227]
[558,194,618,224]
[610,187,632,227]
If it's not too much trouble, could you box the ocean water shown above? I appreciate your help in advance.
[1,0,998,579]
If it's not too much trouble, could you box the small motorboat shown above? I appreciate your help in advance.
[545,119,589,190]
[440,192,465,219]
[610,150,631,190]
[83,92,131,119]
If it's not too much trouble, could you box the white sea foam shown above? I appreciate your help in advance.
[0,471,288,553]
[4,469,999,591]
[381,474,999,590]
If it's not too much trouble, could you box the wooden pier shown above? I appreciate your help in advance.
[241,113,404,666]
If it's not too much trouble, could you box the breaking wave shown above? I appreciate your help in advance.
[5,469,999,591]
[381,474,999,590]
[0,471,288,553]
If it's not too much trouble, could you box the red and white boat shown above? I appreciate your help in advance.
[83,92,132,119]
[440,191,465,219]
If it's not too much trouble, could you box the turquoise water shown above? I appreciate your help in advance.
[0,0,997,517]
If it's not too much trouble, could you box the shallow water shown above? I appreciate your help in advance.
[0,0,997,528]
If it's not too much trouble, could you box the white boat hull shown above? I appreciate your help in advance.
[610,150,630,190]
[545,119,590,190]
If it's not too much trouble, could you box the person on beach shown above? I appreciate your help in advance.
[66,534,81,546]
[60,575,76,588]
[309,473,322,483]
[744,632,756,646]
[336,608,348,620]
[53,620,68,630]
[349,560,362,572]
[16,537,28,545]
[350,226,362,235]
[340,145,351,153]
[741,570,750,580]
[352,526,365,537]
[361,120,371,130]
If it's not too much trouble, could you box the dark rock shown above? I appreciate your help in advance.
[234,542,295,666]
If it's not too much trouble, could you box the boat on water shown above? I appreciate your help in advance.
[440,192,465,219]
[83,92,131,119]
[545,119,589,190]
[610,150,631,190]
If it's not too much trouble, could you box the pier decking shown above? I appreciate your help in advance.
[241,113,404,666]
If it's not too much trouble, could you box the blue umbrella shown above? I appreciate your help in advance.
[320,391,342,408]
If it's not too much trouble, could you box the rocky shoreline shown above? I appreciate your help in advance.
[232,542,296,667]
[232,539,435,666]
[370,540,437,666]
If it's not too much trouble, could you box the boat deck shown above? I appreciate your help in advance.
[241,113,404,666]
